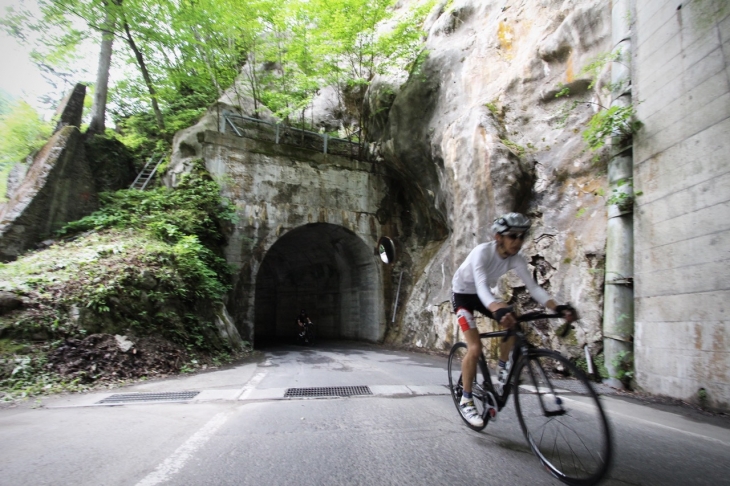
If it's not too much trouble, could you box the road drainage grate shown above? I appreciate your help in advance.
[284,386,372,398]
[97,391,200,404]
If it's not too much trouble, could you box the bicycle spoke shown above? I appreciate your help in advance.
[557,423,587,477]
[553,417,602,466]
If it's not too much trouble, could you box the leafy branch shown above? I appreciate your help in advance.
[554,49,642,152]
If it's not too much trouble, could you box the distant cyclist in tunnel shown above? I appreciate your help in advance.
[451,212,577,427]
[297,309,313,343]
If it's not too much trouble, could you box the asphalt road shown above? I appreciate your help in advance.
[1,342,729,486]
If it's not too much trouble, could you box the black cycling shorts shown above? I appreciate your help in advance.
[451,292,494,319]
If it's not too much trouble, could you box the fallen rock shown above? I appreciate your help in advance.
[114,335,135,353]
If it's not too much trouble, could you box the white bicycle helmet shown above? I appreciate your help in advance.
[491,212,531,234]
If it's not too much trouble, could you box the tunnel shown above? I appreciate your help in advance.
[253,223,382,347]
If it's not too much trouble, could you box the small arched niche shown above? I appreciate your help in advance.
[254,223,382,347]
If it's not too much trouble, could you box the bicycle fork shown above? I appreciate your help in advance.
[525,355,566,417]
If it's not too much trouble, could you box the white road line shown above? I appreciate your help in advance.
[561,396,730,447]
[236,359,270,400]
[135,411,231,486]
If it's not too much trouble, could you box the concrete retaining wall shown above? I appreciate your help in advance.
[633,0,730,409]
[0,126,98,261]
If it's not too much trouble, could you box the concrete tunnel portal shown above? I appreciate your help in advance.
[253,223,383,347]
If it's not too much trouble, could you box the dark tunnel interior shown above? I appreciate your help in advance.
[253,223,382,347]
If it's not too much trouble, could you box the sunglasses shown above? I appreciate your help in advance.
[503,232,526,241]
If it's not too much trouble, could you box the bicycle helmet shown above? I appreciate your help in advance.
[491,212,531,234]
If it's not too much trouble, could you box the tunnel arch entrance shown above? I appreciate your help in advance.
[254,223,382,347]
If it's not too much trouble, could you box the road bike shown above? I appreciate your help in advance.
[448,311,612,485]
[297,322,316,345]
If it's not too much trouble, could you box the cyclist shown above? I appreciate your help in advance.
[296,309,313,343]
[451,212,577,427]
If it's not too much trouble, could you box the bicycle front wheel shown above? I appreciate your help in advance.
[514,349,612,486]
[447,342,489,431]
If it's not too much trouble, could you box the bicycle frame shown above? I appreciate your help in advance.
[450,310,613,486]
[474,312,564,413]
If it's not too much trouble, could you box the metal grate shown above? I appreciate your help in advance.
[97,391,200,404]
[284,386,372,398]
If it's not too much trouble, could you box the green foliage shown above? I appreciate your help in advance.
[575,351,607,382]
[62,161,233,235]
[555,84,571,99]
[594,353,608,379]
[0,350,74,398]
[0,100,53,169]
[5,0,437,156]
[606,179,643,212]
[59,161,235,288]
[581,50,623,90]
[500,138,525,157]
[485,101,499,116]
[612,350,634,388]
[553,48,641,152]
[0,100,54,203]
[698,387,709,408]
[1,161,234,350]
[583,105,642,151]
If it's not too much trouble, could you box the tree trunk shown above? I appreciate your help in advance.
[87,1,116,135]
[122,19,165,131]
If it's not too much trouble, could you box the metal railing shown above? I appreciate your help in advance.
[220,112,365,160]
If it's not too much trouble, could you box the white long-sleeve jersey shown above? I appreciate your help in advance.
[451,241,552,308]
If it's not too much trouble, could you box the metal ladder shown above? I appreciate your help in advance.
[130,155,164,190]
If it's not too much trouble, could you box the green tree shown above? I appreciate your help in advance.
[0,100,53,168]
[303,0,435,141]
[0,100,53,202]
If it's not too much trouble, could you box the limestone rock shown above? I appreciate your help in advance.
[214,303,246,350]
[166,90,276,187]
[114,334,135,353]
[302,85,359,133]
[379,0,611,354]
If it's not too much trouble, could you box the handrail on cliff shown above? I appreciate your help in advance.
[220,111,367,161]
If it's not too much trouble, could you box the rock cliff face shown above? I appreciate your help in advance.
[376,0,612,357]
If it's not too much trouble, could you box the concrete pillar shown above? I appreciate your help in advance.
[603,0,634,389]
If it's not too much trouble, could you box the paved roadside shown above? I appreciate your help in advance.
[21,349,729,452]
[2,344,729,486]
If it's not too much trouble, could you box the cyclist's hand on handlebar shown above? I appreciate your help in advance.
[493,305,517,328]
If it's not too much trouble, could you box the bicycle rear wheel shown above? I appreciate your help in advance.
[447,342,490,431]
[514,349,612,486]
